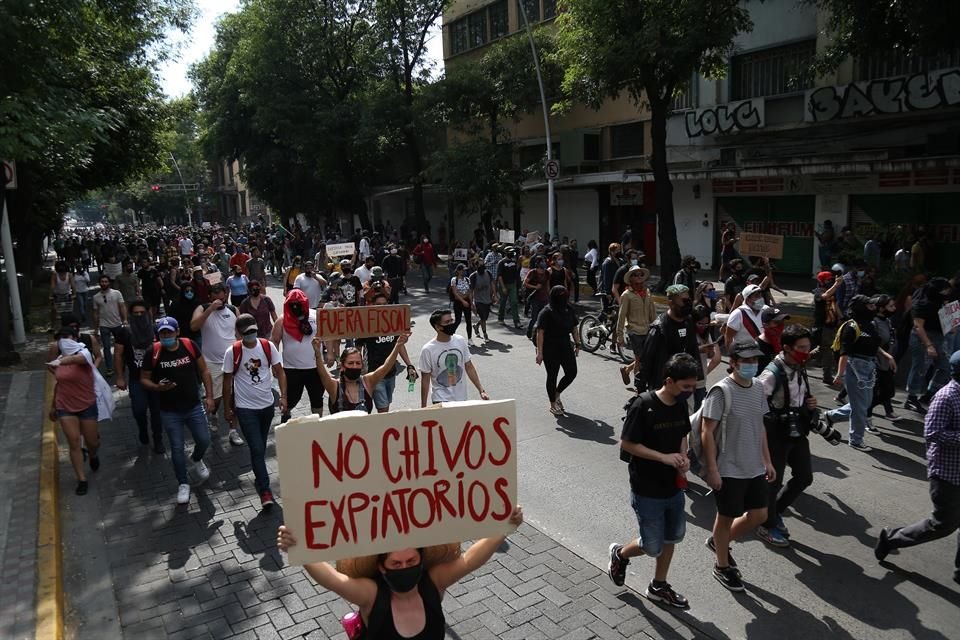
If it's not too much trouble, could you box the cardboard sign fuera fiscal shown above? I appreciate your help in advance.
[327,242,356,258]
[275,400,518,565]
[739,232,784,259]
[316,304,410,341]
[939,300,960,334]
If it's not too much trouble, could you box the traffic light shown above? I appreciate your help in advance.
[151,184,160,192]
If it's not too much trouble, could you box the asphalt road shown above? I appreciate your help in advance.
[261,277,960,640]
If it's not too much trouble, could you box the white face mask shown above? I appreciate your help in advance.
[750,298,764,311]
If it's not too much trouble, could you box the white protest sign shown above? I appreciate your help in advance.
[275,400,518,565]
[102,262,122,280]
[327,242,356,258]
[939,300,960,334]
[453,248,468,261]
[499,229,515,244]
[204,271,222,285]
[525,230,541,246]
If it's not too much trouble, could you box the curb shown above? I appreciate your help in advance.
[36,373,64,640]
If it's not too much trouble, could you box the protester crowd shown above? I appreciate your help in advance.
[43,216,960,633]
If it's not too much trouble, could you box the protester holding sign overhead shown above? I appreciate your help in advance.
[277,505,523,640]
[311,331,411,415]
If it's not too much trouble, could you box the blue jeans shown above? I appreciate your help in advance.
[826,357,875,446]
[128,373,161,435]
[372,375,397,411]
[235,406,275,493]
[100,326,119,370]
[907,329,948,396]
[160,403,211,485]
[630,490,686,558]
[421,265,433,291]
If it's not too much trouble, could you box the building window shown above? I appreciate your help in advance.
[489,0,508,39]
[543,0,557,19]
[610,122,645,159]
[672,75,699,111]
[468,11,487,48]
[730,40,816,100]
[518,0,540,24]
[451,19,469,55]
[855,47,960,81]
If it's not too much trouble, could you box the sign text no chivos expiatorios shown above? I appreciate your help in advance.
[275,400,518,565]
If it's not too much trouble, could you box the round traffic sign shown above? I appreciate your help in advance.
[544,159,560,180]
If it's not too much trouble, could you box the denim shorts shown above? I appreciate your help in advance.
[56,402,98,420]
[630,490,686,557]
[372,375,397,410]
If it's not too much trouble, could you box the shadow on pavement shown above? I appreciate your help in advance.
[789,492,874,547]
[742,581,857,639]
[876,562,960,606]
[810,453,851,480]
[617,590,735,640]
[553,412,617,444]
[233,505,285,573]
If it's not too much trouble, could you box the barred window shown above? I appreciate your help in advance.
[518,0,540,24]
[730,40,816,100]
[855,48,960,81]
[451,19,469,55]
[468,11,487,48]
[610,122,645,159]
[489,0,508,39]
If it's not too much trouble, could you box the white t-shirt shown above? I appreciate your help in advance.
[93,289,124,328]
[223,340,281,410]
[355,264,372,285]
[584,247,599,269]
[294,273,324,308]
[419,335,472,403]
[179,237,194,256]
[726,306,763,343]
[199,304,237,364]
[280,310,319,369]
[359,238,371,260]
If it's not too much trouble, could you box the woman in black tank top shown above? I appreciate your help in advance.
[312,332,410,414]
[277,506,524,639]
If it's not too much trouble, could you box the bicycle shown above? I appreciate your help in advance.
[578,295,633,364]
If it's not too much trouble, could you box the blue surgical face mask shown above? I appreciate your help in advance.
[738,363,758,379]
[706,290,717,300]
[184,291,195,300]
[160,336,178,348]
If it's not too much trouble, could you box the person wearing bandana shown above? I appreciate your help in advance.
[276,506,523,639]
[271,289,325,420]
[114,299,164,453]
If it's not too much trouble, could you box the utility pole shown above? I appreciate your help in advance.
[169,153,193,227]
[517,1,556,241]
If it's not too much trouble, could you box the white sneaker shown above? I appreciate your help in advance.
[207,414,219,433]
[176,483,190,504]
[193,459,210,482]
[229,429,245,446]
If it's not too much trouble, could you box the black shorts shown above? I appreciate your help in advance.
[714,475,768,518]
[475,302,491,321]
[284,368,325,414]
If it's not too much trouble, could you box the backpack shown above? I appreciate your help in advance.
[230,338,273,371]
[619,391,658,463]
[203,302,239,317]
[150,338,199,369]
[687,377,735,478]
[830,318,860,353]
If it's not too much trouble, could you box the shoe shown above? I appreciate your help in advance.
[620,366,631,385]
[775,514,790,538]
[713,564,745,592]
[875,528,891,562]
[514,322,521,330]
[89,455,100,472]
[208,414,220,433]
[607,543,629,586]
[474,321,481,335]
[865,420,880,434]
[483,332,489,342]
[905,396,927,415]
[555,397,564,412]
[76,481,88,496]
[138,426,149,444]
[756,525,790,548]
[467,337,475,346]
[176,483,191,504]
[549,402,563,416]
[193,459,211,482]
[850,441,872,452]
[644,581,690,609]
[229,429,245,446]
[705,537,740,575]
[884,412,902,422]
[260,490,275,509]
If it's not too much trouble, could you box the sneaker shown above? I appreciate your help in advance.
[905,396,927,415]
[473,321,481,335]
[555,396,565,412]
[89,455,100,472]
[549,402,563,416]
[467,337,475,347]
[756,525,790,548]
[874,528,891,562]
[775,514,790,538]
[607,543,629,586]
[865,420,880,434]
[75,480,88,496]
[193,459,211,482]
[483,332,489,342]
[884,412,902,422]
[644,581,690,609]
[208,414,220,433]
[619,366,631,385]
[229,429,245,446]
[176,483,191,504]
[713,564,745,592]
[705,537,740,575]
[260,490,275,509]
[850,441,872,452]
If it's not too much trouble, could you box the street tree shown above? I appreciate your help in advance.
[555,0,751,284]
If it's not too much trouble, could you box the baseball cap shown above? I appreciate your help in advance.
[950,350,960,377]
[831,263,845,273]
[761,306,790,324]
[236,313,258,336]
[816,271,833,285]
[156,317,178,333]
[731,339,765,359]
[742,284,763,300]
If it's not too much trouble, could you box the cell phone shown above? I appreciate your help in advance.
[159,378,172,385]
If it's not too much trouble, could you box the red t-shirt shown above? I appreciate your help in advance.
[54,363,96,412]
[229,253,251,274]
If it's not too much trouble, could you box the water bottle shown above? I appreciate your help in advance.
[341,611,364,639]
[408,371,416,393]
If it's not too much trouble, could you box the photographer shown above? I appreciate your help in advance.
[362,266,392,305]
[756,325,841,548]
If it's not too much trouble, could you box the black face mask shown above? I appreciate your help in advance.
[679,300,693,316]
[440,324,457,336]
[342,367,362,381]
[250,287,261,296]
[290,303,304,318]
[382,564,422,593]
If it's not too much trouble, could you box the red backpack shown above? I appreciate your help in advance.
[150,338,199,369]
[230,338,273,372]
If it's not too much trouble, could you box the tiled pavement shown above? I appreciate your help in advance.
[0,372,45,640]
[59,391,691,640]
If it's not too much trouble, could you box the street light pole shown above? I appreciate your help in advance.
[517,1,556,242]
[169,152,193,227]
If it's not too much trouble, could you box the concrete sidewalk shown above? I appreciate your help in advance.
[59,392,690,640]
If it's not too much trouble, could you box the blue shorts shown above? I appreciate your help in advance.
[56,403,98,420]
[372,375,397,410]
[630,491,686,557]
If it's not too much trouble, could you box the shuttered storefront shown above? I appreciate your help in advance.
[716,196,815,274]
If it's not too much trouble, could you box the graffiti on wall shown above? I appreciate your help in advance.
[805,68,960,122]
[741,221,815,237]
[685,99,765,137]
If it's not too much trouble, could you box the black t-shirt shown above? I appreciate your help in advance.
[613,264,631,293]
[839,319,880,358]
[140,340,201,412]
[724,274,746,301]
[340,275,363,306]
[534,305,577,352]
[382,254,403,278]
[139,267,161,300]
[114,327,153,375]
[497,258,519,284]
[621,392,691,498]
[362,334,399,378]
[548,267,567,289]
